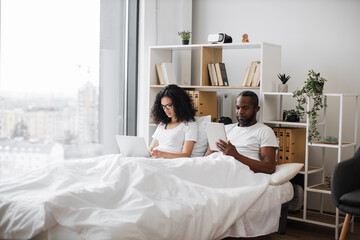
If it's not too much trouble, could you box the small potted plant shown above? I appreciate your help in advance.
[277,73,291,92]
[178,30,191,45]
[283,109,300,122]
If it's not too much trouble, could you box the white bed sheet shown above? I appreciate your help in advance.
[32,182,293,240]
[0,153,291,240]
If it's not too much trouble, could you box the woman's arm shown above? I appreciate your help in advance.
[150,141,196,158]
[149,139,159,152]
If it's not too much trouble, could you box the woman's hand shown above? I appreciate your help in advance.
[149,139,159,156]
[150,141,195,159]
[150,149,165,158]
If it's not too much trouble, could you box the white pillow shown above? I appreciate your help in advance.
[270,163,304,186]
[191,115,211,157]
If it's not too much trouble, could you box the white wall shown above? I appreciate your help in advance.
[193,0,360,94]
[138,0,192,142]
[192,0,360,212]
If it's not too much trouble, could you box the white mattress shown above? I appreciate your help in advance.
[278,181,294,204]
[219,180,293,238]
[32,181,294,240]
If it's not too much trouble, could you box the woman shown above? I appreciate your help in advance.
[149,84,197,158]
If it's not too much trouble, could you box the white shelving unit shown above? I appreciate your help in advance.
[144,42,281,143]
[262,92,359,239]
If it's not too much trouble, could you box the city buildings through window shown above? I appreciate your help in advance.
[0,0,105,180]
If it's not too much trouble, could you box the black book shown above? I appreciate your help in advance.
[219,62,229,86]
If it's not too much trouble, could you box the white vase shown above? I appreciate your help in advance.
[278,84,288,92]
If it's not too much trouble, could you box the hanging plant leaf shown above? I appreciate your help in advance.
[292,69,327,143]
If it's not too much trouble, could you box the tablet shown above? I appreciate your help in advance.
[205,122,228,151]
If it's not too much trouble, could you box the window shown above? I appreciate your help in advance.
[0,0,137,180]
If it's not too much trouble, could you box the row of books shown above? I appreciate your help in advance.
[207,62,229,86]
[273,127,306,165]
[155,62,177,85]
[241,61,261,87]
[186,90,217,120]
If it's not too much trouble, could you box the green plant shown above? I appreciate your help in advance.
[178,30,191,40]
[277,73,291,84]
[283,109,300,122]
[292,69,327,143]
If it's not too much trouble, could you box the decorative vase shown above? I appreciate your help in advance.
[278,84,288,92]
[182,39,189,45]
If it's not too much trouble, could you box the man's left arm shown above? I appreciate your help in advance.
[258,146,276,174]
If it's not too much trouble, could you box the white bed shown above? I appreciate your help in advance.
[0,153,296,240]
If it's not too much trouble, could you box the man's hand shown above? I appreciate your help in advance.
[216,139,239,157]
[216,140,276,174]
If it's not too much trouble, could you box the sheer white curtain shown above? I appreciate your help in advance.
[99,0,127,154]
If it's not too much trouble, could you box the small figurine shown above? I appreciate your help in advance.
[242,33,249,43]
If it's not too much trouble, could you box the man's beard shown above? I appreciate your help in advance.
[237,111,256,126]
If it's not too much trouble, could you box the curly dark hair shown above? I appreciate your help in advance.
[151,84,196,124]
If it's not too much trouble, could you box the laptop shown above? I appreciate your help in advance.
[115,135,150,158]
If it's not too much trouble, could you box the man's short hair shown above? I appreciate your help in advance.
[237,91,259,107]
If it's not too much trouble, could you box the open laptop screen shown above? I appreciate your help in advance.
[115,135,150,158]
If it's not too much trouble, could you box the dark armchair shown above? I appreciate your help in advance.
[331,147,360,240]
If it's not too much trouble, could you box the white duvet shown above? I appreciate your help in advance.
[0,153,278,240]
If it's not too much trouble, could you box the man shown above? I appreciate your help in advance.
[205,91,278,174]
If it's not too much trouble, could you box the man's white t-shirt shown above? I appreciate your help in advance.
[225,122,278,161]
[152,121,197,153]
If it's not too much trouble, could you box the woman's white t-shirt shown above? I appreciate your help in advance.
[225,122,278,161]
[152,121,197,153]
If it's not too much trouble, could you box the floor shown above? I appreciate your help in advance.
[225,219,360,240]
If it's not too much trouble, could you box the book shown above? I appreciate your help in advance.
[161,62,177,85]
[284,128,306,164]
[245,61,258,87]
[219,62,229,86]
[208,63,216,86]
[155,64,165,85]
[205,122,227,151]
[193,91,217,119]
[210,63,219,86]
[186,90,194,107]
[193,91,199,112]
[278,128,285,164]
[241,67,250,87]
[215,63,224,86]
[254,63,261,87]
[251,62,261,87]
[272,127,281,164]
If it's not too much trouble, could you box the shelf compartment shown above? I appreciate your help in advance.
[263,92,359,97]
[264,120,326,126]
[309,142,356,149]
[149,42,277,51]
[201,47,222,86]
[299,166,324,174]
[263,120,308,127]
[288,210,345,229]
[150,84,259,90]
[262,92,294,96]
[307,183,331,194]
